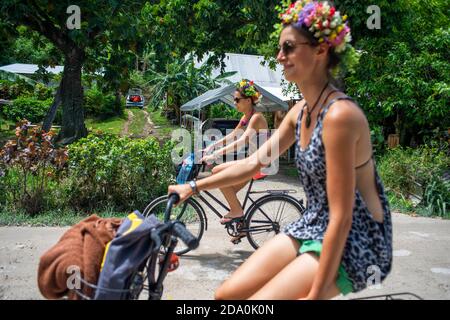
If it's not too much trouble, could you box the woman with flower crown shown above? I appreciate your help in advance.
[168,0,392,299]
[200,79,269,231]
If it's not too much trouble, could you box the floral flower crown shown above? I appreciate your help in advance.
[236,79,260,100]
[280,0,352,53]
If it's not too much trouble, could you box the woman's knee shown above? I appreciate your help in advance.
[212,165,224,175]
[214,280,241,300]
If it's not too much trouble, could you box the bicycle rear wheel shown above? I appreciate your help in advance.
[245,194,305,250]
[142,195,204,255]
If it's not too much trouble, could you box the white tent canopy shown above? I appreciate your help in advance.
[181,53,301,113]
[180,83,289,112]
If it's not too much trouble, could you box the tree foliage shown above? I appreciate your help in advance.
[259,0,449,146]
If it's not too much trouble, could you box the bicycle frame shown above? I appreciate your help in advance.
[194,178,300,230]
[195,179,256,219]
[146,235,178,300]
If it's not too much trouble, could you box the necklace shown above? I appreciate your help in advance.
[241,109,255,126]
[305,81,329,128]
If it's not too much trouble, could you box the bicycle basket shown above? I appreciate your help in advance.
[73,211,162,300]
[72,271,146,300]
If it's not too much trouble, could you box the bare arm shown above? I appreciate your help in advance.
[212,114,265,158]
[205,116,245,151]
[168,103,302,202]
[308,101,361,299]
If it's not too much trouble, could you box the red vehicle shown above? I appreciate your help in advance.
[126,88,145,109]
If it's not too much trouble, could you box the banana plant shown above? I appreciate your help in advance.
[144,55,236,117]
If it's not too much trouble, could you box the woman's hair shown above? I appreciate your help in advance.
[280,1,351,80]
[236,79,261,105]
[291,24,341,71]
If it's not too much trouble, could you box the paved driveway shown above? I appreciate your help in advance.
[1,174,449,300]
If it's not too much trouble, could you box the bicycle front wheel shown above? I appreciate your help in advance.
[142,195,204,255]
[245,195,305,250]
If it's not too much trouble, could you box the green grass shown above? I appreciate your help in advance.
[0,208,129,227]
[148,109,178,140]
[128,108,147,136]
[85,115,127,135]
[386,191,449,219]
[148,109,171,126]
[0,116,15,144]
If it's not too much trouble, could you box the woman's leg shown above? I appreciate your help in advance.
[219,181,247,218]
[248,252,341,300]
[212,163,248,220]
[215,233,300,300]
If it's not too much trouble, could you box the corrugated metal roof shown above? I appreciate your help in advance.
[0,63,64,75]
[194,53,300,101]
[180,83,289,112]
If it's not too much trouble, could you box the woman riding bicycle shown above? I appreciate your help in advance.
[201,79,269,226]
[169,0,392,299]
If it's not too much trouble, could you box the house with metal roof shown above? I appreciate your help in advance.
[0,63,64,76]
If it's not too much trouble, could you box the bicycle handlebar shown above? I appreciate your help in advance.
[164,193,180,222]
[161,192,199,250]
[172,221,199,250]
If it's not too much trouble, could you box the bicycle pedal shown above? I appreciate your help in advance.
[231,238,242,245]
[230,233,246,244]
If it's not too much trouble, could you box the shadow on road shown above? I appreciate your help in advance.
[181,249,253,272]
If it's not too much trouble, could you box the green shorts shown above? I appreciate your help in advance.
[296,239,353,295]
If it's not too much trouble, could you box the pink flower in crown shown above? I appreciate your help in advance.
[330,6,335,17]
[280,0,352,53]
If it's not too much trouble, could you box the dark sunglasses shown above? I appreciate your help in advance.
[277,40,310,56]
[234,97,248,103]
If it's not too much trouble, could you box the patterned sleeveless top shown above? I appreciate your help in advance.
[283,96,393,292]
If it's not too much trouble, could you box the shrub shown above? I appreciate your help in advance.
[0,120,68,215]
[378,143,449,217]
[0,79,33,100]
[67,133,174,212]
[4,96,52,123]
[84,85,122,119]
[0,80,14,100]
[207,103,240,120]
[33,83,53,100]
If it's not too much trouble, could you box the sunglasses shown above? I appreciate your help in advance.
[277,40,311,56]
[234,97,248,103]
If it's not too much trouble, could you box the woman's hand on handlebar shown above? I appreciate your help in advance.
[202,144,214,154]
[168,184,193,206]
[200,153,216,165]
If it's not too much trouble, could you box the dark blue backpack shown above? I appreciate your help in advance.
[94,211,162,300]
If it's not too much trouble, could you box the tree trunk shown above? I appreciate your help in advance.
[42,77,63,132]
[56,48,87,145]
[114,88,123,115]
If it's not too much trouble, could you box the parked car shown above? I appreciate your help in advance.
[126,88,145,109]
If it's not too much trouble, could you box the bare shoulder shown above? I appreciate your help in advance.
[323,99,367,130]
[249,112,267,127]
[285,100,306,126]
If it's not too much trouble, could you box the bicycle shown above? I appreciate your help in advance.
[351,292,423,300]
[74,193,199,300]
[143,163,306,255]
